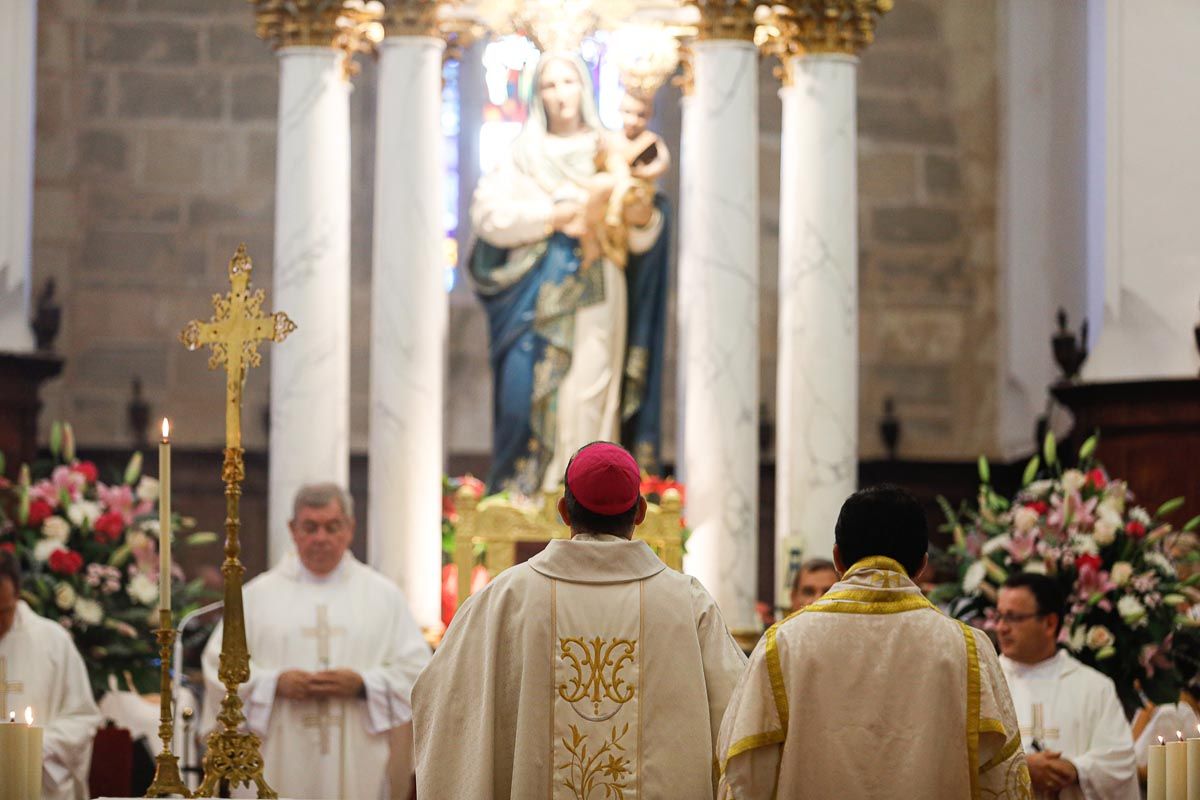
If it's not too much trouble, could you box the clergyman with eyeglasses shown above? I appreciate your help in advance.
[996,572,1139,799]
[200,483,431,799]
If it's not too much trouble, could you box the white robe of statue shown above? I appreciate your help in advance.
[0,601,102,800]
[718,557,1031,799]
[201,553,431,799]
[1000,650,1140,800]
[413,534,747,799]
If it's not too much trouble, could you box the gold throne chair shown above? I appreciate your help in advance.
[453,485,684,607]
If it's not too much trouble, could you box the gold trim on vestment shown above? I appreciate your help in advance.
[980,717,1005,737]
[842,555,910,578]
[981,734,1021,774]
[959,621,982,800]
[765,624,790,730]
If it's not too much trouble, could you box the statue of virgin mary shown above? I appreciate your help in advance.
[468,52,671,496]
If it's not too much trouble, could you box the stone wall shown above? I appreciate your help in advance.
[32,0,1000,464]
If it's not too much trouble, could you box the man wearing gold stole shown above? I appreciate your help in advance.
[200,484,430,799]
[412,442,747,799]
[717,486,1032,799]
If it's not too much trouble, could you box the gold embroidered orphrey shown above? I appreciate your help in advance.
[1020,703,1060,744]
[558,636,638,721]
[0,656,24,715]
[181,244,296,798]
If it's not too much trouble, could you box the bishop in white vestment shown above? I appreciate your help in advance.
[996,573,1138,800]
[718,487,1031,800]
[413,443,747,799]
[202,485,431,799]
[0,553,102,800]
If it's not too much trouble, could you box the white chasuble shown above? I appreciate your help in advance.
[718,557,1032,800]
[0,601,102,800]
[1000,651,1139,800]
[201,554,431,799]
[414,534,747,800]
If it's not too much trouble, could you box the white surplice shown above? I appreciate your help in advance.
[0,601,101,800]
[718,556,1031,800]
[201,553,431,799]
[413,533,747,799]
[1000,650,1139,800]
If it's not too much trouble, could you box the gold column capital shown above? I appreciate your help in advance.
[687,0,759,42]
[759,0,892,65]
[382,0,442,37]
[250,0,385,77]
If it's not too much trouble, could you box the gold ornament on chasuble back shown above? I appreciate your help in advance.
[552,580,643,800]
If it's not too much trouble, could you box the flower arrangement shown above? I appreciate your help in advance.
[0,423,214,699]
[938,433,1199,711]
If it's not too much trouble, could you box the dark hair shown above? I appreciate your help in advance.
[834,485,928,576]
[0,549,20,592]
[1175,627,1200,688]
[1002,572,1065,634]
[791,558,837,593]
[561,444,639,536]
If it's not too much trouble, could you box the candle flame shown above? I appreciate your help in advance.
[1179,730,1185,741]
[24,707,32,725]
[6,711,13,722]
[161,417,170,440]
[1160,735,1166,745]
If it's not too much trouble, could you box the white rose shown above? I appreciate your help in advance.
[1093,519,1118,547]
[1085,625,1115,650]
[127,573,159,607]
[54,582,76,611]
[1118,595,1148,627]
[1111,561,1134,587]
[1070,535,1099,556]
[75,598,103,626]
[963,561,987,594]
[1062,469,1087,494]
[32,538,66,563]
[135,476,159,503]
[41,516,71,542]
[1068,626,1087,652]
[66,501,101,528]
[1014,506,1040,533]
[1023,561,1048,575]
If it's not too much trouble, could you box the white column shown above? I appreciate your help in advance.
[268,47,351,563]
[679,40,759,633]
[0,0,37,352]
[774,54,858,599]
[368,36,446,629]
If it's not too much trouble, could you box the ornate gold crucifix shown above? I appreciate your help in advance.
[182,244,295,798]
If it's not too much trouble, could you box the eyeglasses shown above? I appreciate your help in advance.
[995,611,1046,625]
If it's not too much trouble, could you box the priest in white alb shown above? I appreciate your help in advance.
[718,486,1031,799]
[201,484,431,799]
[413,442,747,799]
[996,573,1139,799]
[0,549,102,800]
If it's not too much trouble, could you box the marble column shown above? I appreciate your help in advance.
[266,46,352,564]
[769,1,890,605]
[678,29,760,633]
[368,28,447,629]
[0,0,37,352]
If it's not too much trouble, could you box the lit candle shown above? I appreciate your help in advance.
[0,710,29,800]
[159,418,171,612]
[1188,724,1200,800]
[1168,730,1188,800]
[24,707,42,800]
[1151,735,1168,800]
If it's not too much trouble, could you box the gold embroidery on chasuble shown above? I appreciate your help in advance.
[551,580,642,800]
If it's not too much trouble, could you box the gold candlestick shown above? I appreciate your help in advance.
[181,245,294,799]
[145,608,191,798]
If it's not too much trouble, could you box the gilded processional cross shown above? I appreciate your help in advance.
[181,244,296,798]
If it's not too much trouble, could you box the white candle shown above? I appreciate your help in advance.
[0,711,30,800]
[24,707,41,800]
[1151,736,1168,800]
[159,418,171,612]
[1168,732,1187,800]
[1187,725,1200,800]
